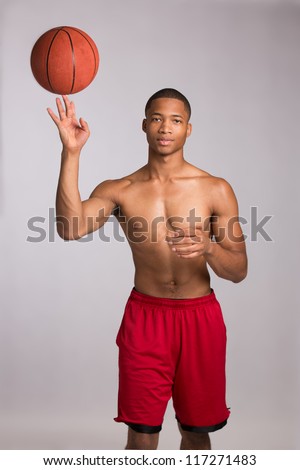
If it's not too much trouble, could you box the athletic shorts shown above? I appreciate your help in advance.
[114,288,230,434]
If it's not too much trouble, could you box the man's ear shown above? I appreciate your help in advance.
[142,118,147,133]
[187,122,192,137]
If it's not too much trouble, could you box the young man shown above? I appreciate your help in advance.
[47,89,247,450]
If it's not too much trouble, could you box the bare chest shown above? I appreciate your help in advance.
[116,181,213,242]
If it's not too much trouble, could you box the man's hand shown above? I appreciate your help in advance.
[47,95,90,153]
[166,226,212,258]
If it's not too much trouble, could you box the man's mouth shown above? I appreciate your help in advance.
[157,139,173,146]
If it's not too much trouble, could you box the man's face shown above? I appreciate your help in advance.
[143,98,192,156]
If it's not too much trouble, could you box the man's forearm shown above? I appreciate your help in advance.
[204,242,247,283]
[56,149,84,239]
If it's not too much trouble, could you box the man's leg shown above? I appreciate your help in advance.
[115,291,175,447]
[125,427,159,450]
[173,294,229,451]
[178,423,211,450]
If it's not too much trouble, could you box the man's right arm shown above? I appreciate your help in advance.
[48,95,116,240]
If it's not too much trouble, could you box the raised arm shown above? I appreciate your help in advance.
[47,96,116,240]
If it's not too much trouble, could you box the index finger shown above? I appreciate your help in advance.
[46,106,60,125]
[165,229,184,242]
[167,235,202,244]
[46,95,73,125]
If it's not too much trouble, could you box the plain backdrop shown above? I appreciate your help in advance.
[0,0,300,450]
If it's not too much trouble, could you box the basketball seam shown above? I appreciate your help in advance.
[46,28,63,93]
[61,29,76,94]
[67,27,99,80]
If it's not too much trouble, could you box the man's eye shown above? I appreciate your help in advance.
[152,117,161,122]
[174,120,182,124]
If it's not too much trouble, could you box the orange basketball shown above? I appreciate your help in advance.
[30,26,99,94]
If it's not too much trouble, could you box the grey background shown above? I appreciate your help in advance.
[1,0,300,450]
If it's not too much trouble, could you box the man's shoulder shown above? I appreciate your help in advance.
[203,175,237,213]
[92,171,140,191]
[90,166,146,198]
[188,164,230,189]
[203,174,232,190]
[89,176,130,201]
[188,166,236,205]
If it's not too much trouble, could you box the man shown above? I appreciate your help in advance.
[47,89,247,450]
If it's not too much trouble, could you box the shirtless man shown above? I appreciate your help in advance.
[47,89,247,450]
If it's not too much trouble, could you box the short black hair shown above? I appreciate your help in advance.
[145,88,191,120]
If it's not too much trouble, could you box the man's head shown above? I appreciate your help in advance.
[143,88,192,157]
[145,88,191,121]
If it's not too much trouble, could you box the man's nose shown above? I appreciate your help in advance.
[159,121,172,133]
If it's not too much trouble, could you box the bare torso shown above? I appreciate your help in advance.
[50,95,247,300]
[111,162,216,298]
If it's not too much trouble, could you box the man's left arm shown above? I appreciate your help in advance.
[167,179,248,283]
[203,179,247,283]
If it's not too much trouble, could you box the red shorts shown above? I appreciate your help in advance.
[114,288,230,433]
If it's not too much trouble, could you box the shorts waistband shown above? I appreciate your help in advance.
[129,288,216,309]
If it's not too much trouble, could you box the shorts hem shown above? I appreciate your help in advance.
[125,422,162,434]
[176,417,228,433]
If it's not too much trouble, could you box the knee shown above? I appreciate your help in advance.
[181,431,211,450]
[178,423,211,450]
[126,428,159,450]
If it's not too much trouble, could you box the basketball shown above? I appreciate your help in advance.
[30,26,99,94]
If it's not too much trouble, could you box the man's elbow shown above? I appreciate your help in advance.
[231,266,248,283]
[56,225,82,241]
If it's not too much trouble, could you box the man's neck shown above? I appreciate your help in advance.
[146,150,187,181]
